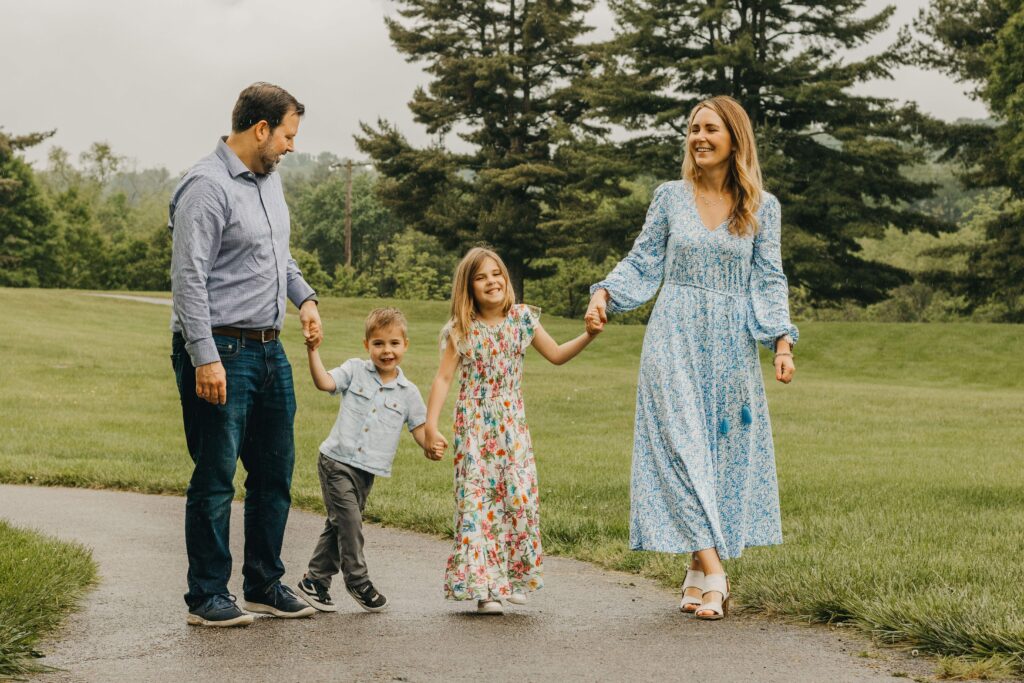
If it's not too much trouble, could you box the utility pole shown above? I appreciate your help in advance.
[330,159,373,268]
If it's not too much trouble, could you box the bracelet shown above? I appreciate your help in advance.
[774,351,793,358]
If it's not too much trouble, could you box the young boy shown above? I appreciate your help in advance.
[296,307,440,613]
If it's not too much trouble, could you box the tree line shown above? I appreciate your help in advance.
[2,0,1022,321]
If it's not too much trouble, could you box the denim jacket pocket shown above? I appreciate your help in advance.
[380,399,405,430]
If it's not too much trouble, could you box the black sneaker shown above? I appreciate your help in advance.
[296,575,338,613]
[346,581,388,612]
[243,583,316,619]
[186,594,255,627]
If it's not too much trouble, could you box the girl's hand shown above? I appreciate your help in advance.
[585,290,609,334]
[774,353,795,384]
[424,426,447,460]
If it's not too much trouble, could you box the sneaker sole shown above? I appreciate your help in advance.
[296,584,339,613]
[186,613,254,627]
[242,601,316,618]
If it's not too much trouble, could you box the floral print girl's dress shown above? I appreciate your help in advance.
[592,180,798,560]
[441,304,544,600]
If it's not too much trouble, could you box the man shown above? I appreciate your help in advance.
[169,82,321,626]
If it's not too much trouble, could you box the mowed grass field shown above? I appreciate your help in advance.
[2,288,1023,671]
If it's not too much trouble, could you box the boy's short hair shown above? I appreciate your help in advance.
[365,307,408,339]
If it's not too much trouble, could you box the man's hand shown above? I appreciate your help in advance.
[196,361,227,405]
[300,299,323,349]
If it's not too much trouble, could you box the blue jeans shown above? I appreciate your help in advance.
[171,332,296,608]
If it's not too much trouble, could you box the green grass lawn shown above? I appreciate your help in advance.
[2,288,1024,673]
[0,521,96,678]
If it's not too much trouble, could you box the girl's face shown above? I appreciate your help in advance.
[471,257,507,310]
[688,107,733,172]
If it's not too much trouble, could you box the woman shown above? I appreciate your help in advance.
[585,96,797,620]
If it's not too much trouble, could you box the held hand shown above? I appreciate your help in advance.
[195,361,227,405]
[584,289,609,334]
[300,300,323,348]
[774,353,795,384]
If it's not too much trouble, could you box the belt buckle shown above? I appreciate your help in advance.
[260,329,274,343]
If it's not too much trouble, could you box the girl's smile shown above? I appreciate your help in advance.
[472,257,507,311]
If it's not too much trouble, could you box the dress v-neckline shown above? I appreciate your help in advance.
[688,182,730,233]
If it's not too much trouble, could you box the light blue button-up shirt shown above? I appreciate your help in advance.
[169,138,315,366]
[319,359,427,477]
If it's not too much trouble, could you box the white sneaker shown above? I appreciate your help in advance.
[476,599,503,614]
[507,591,527,605]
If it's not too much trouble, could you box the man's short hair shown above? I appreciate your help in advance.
[365,308,408,339]
[231,82,305,133]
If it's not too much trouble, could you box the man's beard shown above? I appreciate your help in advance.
[257,139,281,174]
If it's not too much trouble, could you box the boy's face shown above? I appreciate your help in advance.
[364,324,408,374]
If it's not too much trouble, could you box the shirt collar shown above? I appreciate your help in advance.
[367,361,410,388]
[215,137,258,180]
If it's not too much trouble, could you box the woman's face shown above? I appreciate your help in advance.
[471,257,507,310]
[688,107,733,172]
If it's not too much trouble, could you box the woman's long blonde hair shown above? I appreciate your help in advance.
[682,96,764,237]
[447,246,516,347]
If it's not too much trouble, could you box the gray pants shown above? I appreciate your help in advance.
[306,454,375,589]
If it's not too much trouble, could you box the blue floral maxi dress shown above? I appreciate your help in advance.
[591,181,798,559]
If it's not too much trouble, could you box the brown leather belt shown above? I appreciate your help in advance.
[211,326,279,343]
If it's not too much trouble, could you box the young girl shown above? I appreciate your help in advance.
[424,247,600,614]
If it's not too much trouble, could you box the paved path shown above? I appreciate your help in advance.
[1,485,914,682]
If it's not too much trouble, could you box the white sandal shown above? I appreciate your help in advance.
[679,568,704,613]
[695,574,730,620]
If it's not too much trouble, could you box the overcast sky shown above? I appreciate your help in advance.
[1,0,986,175]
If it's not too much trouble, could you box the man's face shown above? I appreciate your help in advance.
[257,110,300,174]
[363,324,408,375]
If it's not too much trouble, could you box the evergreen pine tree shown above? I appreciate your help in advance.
[916,0,1024,320]
[356,0,597,299]
[581,0,946,305]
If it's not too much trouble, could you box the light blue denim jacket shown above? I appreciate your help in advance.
[318,359,426,477]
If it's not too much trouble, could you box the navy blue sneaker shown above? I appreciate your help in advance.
[296,575,337,613]
[186,594,254,627]
[346,581,388,612]
[243,583,316,619]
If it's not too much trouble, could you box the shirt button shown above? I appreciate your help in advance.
[364,427,368,432]
[372,409,376,414]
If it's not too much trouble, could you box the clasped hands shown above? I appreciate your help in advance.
[423,427,448,462]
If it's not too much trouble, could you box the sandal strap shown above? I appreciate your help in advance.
[682,568,705,591]
[702,573,729,597]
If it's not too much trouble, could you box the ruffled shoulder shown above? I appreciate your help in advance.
[513,304,540,351]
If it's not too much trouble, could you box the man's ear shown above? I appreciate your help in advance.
[253,120,270,143]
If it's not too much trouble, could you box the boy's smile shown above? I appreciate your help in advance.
[364,323,408,381]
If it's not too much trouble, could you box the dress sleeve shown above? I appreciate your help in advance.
[746,194,799,350]
[518,304,541,352]
[590,182,671,313]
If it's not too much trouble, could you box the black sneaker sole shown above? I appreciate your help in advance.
[346,585,388,613]
[186,612,254,627]
[242,600,316,618]
[296,582,338,613]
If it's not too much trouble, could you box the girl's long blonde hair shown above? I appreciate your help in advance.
[447,247,516,348]
[681,95,764,237]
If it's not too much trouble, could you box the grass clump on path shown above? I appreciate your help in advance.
[2,288,1024,676]
[0,521,96,678]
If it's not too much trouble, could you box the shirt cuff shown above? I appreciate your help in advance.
[185,336,220,367]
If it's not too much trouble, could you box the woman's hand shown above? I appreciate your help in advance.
[425,426,447,460]
[585,289,609,334]
[774,353,795,384]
